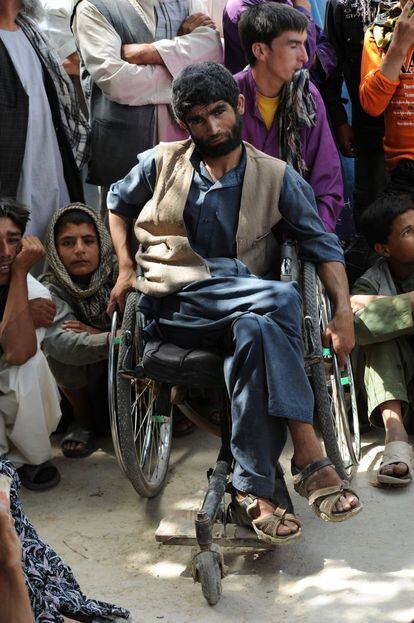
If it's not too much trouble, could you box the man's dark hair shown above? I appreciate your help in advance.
[239,3,308,67]
[0,198,30,234]
[54,209,96,239]
[360,193,414,248]
[172,62,240,122]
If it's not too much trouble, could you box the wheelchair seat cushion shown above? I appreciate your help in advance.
[142,339,225,387]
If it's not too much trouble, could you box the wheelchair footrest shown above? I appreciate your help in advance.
[155,510,276,548]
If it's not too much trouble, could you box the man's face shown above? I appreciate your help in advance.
[56,222,100,278]
[182,97,244,157]
[377,209,414,265]
[0,218,23,286]
[258,29,308,83]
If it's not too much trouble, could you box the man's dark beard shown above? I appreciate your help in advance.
[191,114,243,157]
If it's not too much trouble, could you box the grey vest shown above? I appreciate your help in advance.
[0,41,28,196]
[77,0,188,186]
[0,39,83,202]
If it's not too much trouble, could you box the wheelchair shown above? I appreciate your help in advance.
[108,245,361,605]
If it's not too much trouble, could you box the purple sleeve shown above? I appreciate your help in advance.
[313,24,337,82]
[294,6,316,70]
[223,4,245,73]
[303,86,344,232]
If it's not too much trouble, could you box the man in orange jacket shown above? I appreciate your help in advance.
[360,0,414,191]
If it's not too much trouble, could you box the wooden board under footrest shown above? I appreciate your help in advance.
[155,510,276,548]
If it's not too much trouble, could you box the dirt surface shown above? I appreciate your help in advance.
[21,430,414,623]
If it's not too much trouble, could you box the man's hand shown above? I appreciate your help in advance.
[28,298,56,329]
[390,0,414,58]
[121,43,163,65]
[12,237,45,275]
[381,0,414,80]
[292,0,311,12]
[107,268,136,315]
[62,51,80,76]
[61,320,101,334]
[350,294,386,314]
[323,308,355,368]
[335,123,356,158]
[179,13,216,35]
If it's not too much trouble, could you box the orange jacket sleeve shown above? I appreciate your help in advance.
[359,28,400,116]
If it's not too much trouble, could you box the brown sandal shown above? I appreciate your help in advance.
[292,458,362,523]
[231,492,302,545]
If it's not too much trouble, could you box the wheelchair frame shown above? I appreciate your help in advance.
[107,251,361,605]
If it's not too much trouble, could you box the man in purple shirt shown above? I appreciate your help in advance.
[235,3,343,232]
[223,0,337,84]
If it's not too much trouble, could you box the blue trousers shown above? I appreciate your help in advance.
[145,261,314,498]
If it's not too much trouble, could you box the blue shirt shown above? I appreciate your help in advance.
[108,143,344,267]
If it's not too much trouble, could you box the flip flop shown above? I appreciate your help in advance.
[61,428,97,458]
[230,491,302,545]
[377,440,413,487]
[17,462,60,491]
[292,457,363,523]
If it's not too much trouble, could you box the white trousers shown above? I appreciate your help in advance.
[0,349,61,467]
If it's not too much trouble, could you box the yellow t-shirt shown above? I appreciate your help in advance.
[257,93,280,131]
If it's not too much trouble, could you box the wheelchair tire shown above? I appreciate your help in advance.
[302,262,361,480]
[192,549,222,606]
[108,310,127,474]
[116,292,173,498]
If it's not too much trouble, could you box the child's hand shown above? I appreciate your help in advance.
[350,294,386,314]
[62,320,101,334]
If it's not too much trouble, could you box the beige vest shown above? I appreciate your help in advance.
[134,140,286,296]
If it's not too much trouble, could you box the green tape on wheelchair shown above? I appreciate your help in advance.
[114,337,121,345]
[152,415,165,423]
[323,347,331,357]
[341,376,349,386]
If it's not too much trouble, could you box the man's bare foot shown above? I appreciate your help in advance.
[236,492,300,538]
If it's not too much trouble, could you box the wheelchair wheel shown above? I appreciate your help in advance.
[192,547,223,606]
[116,293,173,498]
[302,262,361,480]
[108,311,126,474]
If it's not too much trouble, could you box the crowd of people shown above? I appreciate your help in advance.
[1,0,414,618]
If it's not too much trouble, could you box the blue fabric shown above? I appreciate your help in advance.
[108,144,345,265]
[151,262,314,497]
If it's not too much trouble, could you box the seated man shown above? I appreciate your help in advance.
[0,200,61,490]
[359,0,414,193]
[107,62,362,544]
[351,193,414,487]
[40,203,116,458]
[235,3,344,233]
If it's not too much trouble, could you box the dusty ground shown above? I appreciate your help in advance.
[21,430,414,623]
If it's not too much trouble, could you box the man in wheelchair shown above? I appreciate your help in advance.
[107,62,362,544]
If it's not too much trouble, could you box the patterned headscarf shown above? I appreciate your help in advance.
[16,13,89,169]
[42,203,116,331]
[277,69,316,177]
[371,1,410,50]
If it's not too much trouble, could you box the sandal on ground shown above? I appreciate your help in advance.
[377,440,413,487]
[230,491,302,545]
[61,428,97,458]
[292,457,362,523]
[17,462,60,491]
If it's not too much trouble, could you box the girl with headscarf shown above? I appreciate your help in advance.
[40,203,117,458]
